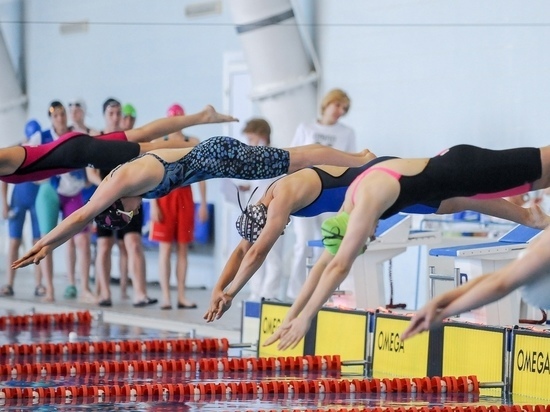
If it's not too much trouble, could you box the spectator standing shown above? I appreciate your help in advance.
[149,104,205,310]
[68,98,98,135]
[41,101,95,302]
[120,103,137,131]
[287,89,356,301]
[240,118,285,301]
[94,99,156,307]
[68,98,99,283]
[0,120,46,299]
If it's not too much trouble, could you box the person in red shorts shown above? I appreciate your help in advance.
[149,104,208,310]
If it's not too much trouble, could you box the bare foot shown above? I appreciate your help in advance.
[42,295,55,303]
[202,105,238,124]
[120,291,130,300]
[79,290,98,304]
[527,204,550,229]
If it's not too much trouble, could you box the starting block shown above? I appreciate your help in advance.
[429,224,542,326]
[308,213,441,309]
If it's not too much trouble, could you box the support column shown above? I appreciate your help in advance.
[229,0,318,147]
[0,27,27,146]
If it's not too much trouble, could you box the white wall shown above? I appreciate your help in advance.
[2,0,550,291]
[0,0,23,77]
[314,0,550,157]
[23,0,240,138]
[22,0,550,156]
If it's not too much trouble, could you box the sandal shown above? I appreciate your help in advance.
[133,297,158,307]
[0,285,14,297]
[177,303,198,309]
[34,284,46,297]
[98,299,112,307]
[64,285,77,299]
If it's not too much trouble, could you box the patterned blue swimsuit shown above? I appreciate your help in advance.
[140,136,291,199]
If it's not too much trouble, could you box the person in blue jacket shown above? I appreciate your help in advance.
[0,120,49,298]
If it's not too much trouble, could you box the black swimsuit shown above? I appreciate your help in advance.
[294,157,396,217]
[379,145,542,219]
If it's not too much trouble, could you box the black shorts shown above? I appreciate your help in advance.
[95,204,144,239]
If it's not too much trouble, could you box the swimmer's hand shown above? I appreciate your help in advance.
[203,291,233,322]
[401,299,445,340]
[12,243,52,269]
[264,317,310,350]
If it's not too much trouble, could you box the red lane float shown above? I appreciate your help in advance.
[0,354,345,377]
[0,375,489,401]
[0,311,92,328]
[0,337,230,356]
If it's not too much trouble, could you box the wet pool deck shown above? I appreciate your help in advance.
[0,246,242,343]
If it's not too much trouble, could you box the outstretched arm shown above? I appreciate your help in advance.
[270,208,377,350]
[437,197,550,229]
[12,196,113,268]
[203,239,252,322]
[265,176,398,350]
[12,163,151,268]
[402,227,550,340]
[13,206,93,268]
[263,249,334,347]
[205,204,291,322]
[125,105,237,143]
[401,275,489,340]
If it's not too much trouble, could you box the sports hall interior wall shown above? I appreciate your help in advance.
[1,0,550,284]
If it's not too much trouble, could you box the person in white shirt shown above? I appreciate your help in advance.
[68,98,98,135]
[287,89,357,301]
[239,118,285,302]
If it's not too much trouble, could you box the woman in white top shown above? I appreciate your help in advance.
[287,89,357,301]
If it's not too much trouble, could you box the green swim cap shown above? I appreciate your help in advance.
[321,212,350,255]
[322,212,370,255]
[122,103,136,118]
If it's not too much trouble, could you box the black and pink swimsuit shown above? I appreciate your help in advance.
[1,131,140,184]
[350,144,542,219]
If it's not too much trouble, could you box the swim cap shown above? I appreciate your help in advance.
[322,212,371,255]
[25,119,41,139]
[321,212,350,255]
[236,203,268,243]
[122,103,137,118]
[167,103,185,117]
[68,98,87,113]
[102,98,120,113]
[94,199,133,230]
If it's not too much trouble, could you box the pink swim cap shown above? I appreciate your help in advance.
[167,103,185,117]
